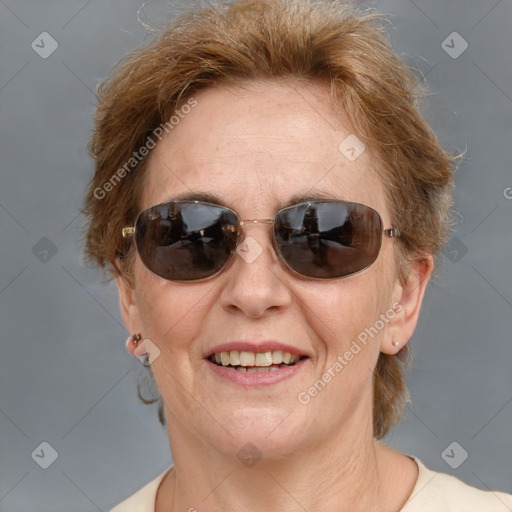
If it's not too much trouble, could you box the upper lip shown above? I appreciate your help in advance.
[204,341,309,359]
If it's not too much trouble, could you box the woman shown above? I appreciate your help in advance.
[83,1,512,510]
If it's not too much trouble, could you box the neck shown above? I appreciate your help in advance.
[156,418,414,512]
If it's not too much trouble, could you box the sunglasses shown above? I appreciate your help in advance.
[122,199,400,282]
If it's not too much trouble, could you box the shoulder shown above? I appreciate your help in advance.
[109,459,512,512]
[402,457,512,512]
[110,466,173,512]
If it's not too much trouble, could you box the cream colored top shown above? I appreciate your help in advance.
[111,457,512,511]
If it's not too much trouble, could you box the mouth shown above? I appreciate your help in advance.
[207,350,307,373]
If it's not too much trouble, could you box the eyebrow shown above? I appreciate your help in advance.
[169,190,339,209]
[284,191,337,206]
[171,191,226,205]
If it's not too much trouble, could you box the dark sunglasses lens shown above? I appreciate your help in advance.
[135,202,238,281]
[274,201,383,279]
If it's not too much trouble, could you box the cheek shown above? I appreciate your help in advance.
[300,265,392,357]
[133,263,212,357]
[296,268,395,416]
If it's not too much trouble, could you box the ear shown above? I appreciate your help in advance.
[381,254,434,355]
[115,263,144,356]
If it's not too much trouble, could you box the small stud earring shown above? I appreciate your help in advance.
[127,333,142,346]
[392,340,400,347]
[125,334,143,354]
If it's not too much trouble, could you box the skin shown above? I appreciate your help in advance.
[116,81,433,512]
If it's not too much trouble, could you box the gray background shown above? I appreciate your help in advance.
[1,0,511,510]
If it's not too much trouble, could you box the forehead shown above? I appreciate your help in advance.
[142,81,387,216]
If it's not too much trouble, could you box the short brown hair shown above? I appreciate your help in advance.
[83,0,457,439]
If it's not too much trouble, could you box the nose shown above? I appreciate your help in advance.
[219,228,293,318]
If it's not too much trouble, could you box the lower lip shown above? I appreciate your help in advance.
[204,358,308,386]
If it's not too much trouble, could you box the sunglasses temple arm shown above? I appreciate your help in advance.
[384,227,400,238]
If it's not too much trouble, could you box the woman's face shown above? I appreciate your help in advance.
[118,81,425,459]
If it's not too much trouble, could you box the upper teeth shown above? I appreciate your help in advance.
[211,350,300,367]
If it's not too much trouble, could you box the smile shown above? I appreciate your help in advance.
[208,350,304,372]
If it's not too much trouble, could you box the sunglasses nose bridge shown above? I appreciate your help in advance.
[227,218,275,243]
[238,218,274,227]
[237,219,276,248]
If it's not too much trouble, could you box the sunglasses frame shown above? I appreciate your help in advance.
[122,199,400,282]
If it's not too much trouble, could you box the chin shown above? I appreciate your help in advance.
[203,406,313,458]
